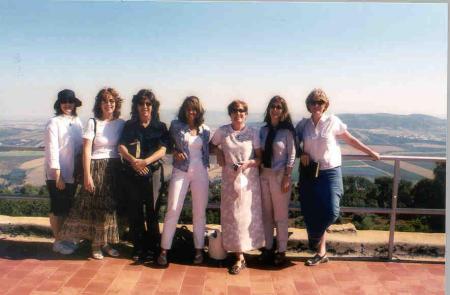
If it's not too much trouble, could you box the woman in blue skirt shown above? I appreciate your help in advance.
[296,89,380,266]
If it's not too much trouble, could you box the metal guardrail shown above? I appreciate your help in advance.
[0,146,446,260]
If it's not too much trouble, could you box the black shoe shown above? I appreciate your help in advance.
[131,249,143,262]
[257,248,274,264]
[305,254,329,266]
[274,252,287,266]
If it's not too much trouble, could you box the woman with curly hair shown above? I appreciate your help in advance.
[157,96,210,266]
[60,87,125,260]
[119,89,169,262]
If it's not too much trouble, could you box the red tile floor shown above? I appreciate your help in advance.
[0,240,444,295]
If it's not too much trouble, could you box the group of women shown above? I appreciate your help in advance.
[44,87,380,274]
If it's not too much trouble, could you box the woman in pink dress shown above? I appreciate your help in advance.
[210,100,265,275]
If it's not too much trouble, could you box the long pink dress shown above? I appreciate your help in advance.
[211,124,265,252]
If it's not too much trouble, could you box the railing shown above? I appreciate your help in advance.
[0,146,446,260]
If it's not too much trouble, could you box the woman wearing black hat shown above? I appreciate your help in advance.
[44,89,83,255]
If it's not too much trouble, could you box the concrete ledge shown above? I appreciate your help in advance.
[0,215,445,260]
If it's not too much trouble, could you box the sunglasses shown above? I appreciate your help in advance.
[102,99,116,104]
[138,102,152,107]
[270,104,283,110]
[231,108,246,114]
[308,100,325,106]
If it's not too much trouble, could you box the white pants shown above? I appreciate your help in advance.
[260,168,291,252]
[160,164,209,250]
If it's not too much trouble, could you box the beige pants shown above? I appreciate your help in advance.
[260,168,291,252]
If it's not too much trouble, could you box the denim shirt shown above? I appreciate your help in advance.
[169,119,210,172]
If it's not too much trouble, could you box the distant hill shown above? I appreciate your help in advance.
[338,113,446,132]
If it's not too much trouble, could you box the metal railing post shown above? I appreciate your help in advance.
[388,160,400,260]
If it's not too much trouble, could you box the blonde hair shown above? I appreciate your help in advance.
[305,88,330,113]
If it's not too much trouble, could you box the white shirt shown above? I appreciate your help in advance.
[296,114,347,170]
[83,118,125,159]
[187,134,204,168]
[44,115,83,183]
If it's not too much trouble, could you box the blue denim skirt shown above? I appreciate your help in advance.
[298,166,343,250]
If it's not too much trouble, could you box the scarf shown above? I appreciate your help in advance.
[262,121,294,168]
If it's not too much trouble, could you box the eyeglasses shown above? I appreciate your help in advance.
[270,104,283,110]
[138,102,152,107]
[231,108,246,114]
[308,100,325,106]
[102,99,115,104]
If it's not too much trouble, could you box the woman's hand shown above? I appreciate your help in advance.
[132,159,148,171]
[56,176,66,190]
[281,175,291,193]
[84,174,95,193]
[300,154,310,166]
[370,151,381,161]
[173,151,187,161]
[136,167,150,176]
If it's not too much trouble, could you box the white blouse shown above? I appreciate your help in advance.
[296,114,347,170]
[44,115,83,183]
[187,134,203,167]
[83,118,125,159]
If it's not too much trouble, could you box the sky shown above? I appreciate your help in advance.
[0,1,447,121]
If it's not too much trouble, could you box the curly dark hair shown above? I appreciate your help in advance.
[177,96,205,128]
[130,89,161,124]
[263,95,293,126]
[93,88,122,120]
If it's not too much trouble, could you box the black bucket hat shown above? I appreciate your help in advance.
[54,89,82,110]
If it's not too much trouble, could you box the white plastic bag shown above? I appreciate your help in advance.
[207,229,227,260]
[233,171,248,198]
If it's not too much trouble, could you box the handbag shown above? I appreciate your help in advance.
[74,118,96,184]
[207,229,227,260]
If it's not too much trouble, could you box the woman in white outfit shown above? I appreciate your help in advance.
[259,95,296,266]
[157,96,210,266]
[44,89,83,255]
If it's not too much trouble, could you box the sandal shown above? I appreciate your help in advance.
[193,251,204,264]
[102,245,119,257]
[274,252,286,266]
[92,250,104,260]
[229,260,246,275]
[157,251,168,266]
[305,254,329,266]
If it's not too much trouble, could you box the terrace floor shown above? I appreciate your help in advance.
[0,238,445,295]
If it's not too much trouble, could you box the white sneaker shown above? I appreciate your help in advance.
[53,241,74,255]
[52,241,63,253]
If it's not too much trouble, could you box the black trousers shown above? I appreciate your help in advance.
[123,175,160,253]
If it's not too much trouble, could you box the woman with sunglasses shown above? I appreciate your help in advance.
[44,89,83,255]
[296,89,380,266]
[119,89,169,262]
[259,96,296,266]
[157,96,210,266]
[60,88,125,260]
[210,100,265,275]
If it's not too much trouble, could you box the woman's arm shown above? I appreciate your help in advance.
[338,130,380,160]
[83,138,95,193]
[240,148,262,170]
[118,144,135,163]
